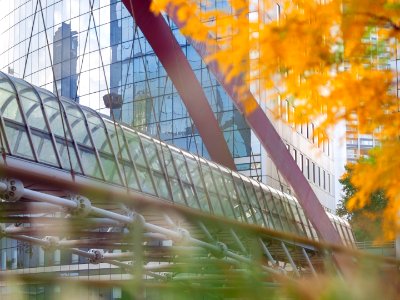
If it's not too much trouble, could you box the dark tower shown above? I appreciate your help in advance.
[53,23,79,102]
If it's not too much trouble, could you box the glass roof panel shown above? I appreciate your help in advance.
[115,125,130,161]
[162,145,179,178]
[0,74,16,93]
[55,139,82,173]
[125,130,147,167]
[99,152,121,184]
[31,131,59,166]
[104,120,125,157]
[84,110,111,152]
[136,165,156,195]
[0,90,23,123]
[61,99,91,146]
[78,146,102,179]
[184,156,204,191]
[122,162,140,190]
[141,138,161,172]
[9,76,36,96]
[4,123,34,159]
[41,95,72,139]
[20,95,47,131]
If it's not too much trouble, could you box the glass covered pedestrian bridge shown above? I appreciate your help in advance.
[0,72,354,245]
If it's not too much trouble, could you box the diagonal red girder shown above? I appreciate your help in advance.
[120,0,340,244]
[160,4,354,275]
[121,0,236,171]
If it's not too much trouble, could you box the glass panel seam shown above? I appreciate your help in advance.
[155,144,175,202]
[274,193,292,231]
[167,147,191,206]
[27,81,62,168]
[100,119,126,186]
[227,173,248,223]
[136,135,159,198]
[215,166,238,219]
[3,73,38,162]
[179,150,203,210]
[74,103,106,181]
[192,152,214,214]
[205,161,231,218]
[268,189,287,231]
[120,128,143,192]
[0,111,12,155]
[57,100,84,174]
[257,183,277,230]
[248,179,269,227]
[236,175,257,224]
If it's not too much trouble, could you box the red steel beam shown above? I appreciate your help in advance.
[162,5,354,274]
[121,0,236,171]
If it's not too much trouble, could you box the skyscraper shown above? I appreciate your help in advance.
[53,22,79,101]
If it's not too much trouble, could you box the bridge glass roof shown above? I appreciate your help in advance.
[0,72,354,245]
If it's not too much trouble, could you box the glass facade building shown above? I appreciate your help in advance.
[0,0,253,163]
[0,0,336,211]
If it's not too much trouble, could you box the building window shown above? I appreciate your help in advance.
[328,173,331,193]
[311,123,315,143]
[284,100,289,122]
[300,154,304,172]
[312,162,316,183]
[276,3,281,22]
[327,139,330,156]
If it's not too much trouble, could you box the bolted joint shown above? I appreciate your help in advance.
[132,213,145,226]
[88,249,104,264]
[42,236,60,251]
[126,211,145,231]
[176,228,191,243]
[66,195,92,217]
[212,241,228,259]
[0,178,24,202]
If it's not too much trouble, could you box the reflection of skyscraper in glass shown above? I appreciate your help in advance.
[133,90,153,132]
[109,2,137,121]
[53,23,79,102]
[109,2,123,119]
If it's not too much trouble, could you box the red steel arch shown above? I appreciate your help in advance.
[120,1,355,276]
[160,3,354,275]
[121,0,236,171]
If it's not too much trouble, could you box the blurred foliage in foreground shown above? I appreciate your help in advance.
[1,258,398,300]
[1,234,398,300]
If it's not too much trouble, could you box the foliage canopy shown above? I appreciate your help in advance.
[151,0,400,239]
